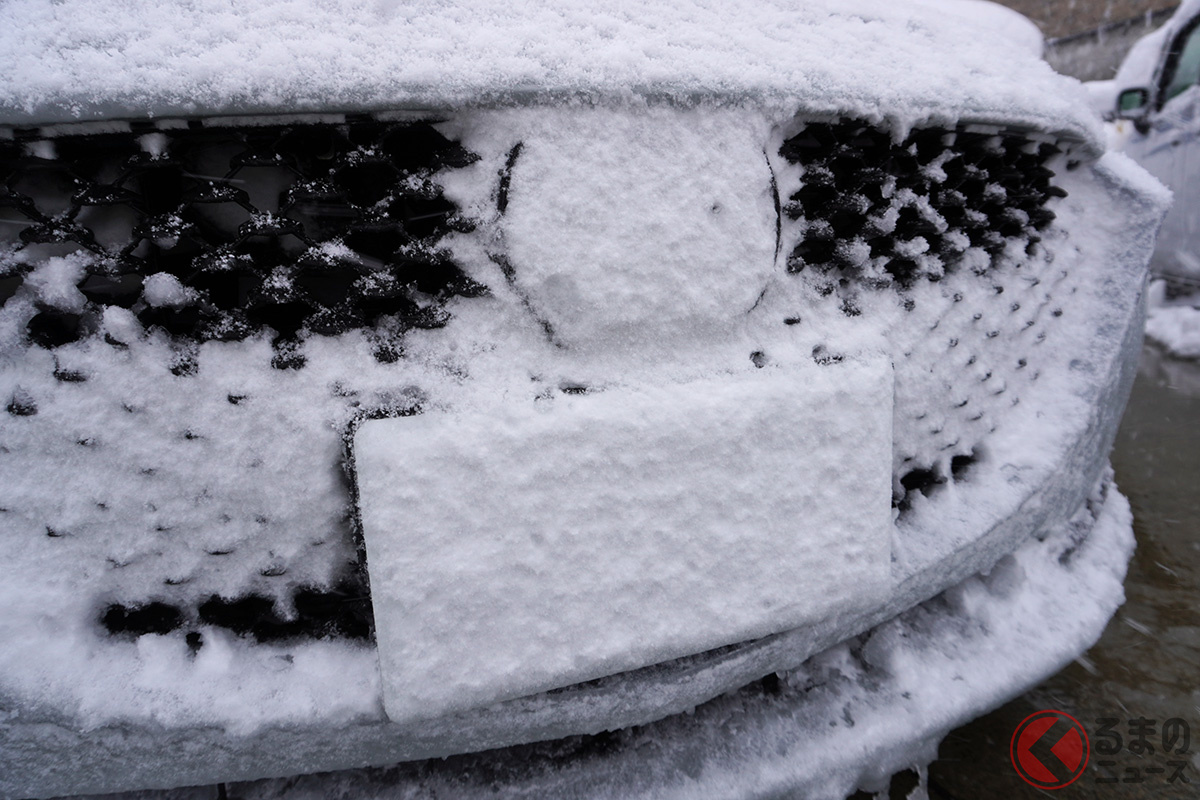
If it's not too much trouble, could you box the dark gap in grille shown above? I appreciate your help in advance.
[898,467,943,507]
[886,769,924,800]
[100,576,373,643]
[950,450,978,480]
[102,601,183,637]
[496,142,523,215]
[894,446,983,510]
[26,308,84,348]
[0,274,21,304]
[6,388,37,416]
[0,119,486,366]
[779,120,1067,289]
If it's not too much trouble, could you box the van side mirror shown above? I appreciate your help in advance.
[1117,88,1149,114]
[1116,88,1151,133]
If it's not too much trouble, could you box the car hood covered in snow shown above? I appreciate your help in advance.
[2,0,1092,141]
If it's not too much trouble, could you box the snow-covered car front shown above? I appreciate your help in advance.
[0,1,1169,797]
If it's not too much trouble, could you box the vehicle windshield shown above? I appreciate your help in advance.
[1164,19,1200,102]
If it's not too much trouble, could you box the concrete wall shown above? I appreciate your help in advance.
[990,0,1180,80]
[992,0,1177,39]
[1046,7,1177,80]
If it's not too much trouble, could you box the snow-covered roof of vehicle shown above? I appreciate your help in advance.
[1,0,1096,143]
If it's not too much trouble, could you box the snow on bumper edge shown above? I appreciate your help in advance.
[219,471,1135,800]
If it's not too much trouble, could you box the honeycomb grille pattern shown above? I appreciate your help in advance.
[779,120,1068,288]
[0,118,490,645]
[0,115,1083,647]
[0,118,485,368]
[777,120,1076,510]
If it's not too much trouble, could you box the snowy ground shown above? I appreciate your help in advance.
[1145,280,1200,359]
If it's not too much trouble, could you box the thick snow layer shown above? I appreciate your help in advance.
[216,474,1134,800]
[0,0,1098,145]
[356,360,892,723]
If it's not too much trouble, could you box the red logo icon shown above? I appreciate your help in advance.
[1011,710,1090,789]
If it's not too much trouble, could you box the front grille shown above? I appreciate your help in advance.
[1,118,485,369]
[779,119,1068,287]
[0,111,1082,650]
[0,117,487,646]
[776,119,1077,511]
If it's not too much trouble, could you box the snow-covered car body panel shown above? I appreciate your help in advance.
[0,1,1168,797]
[0,0,1091,136]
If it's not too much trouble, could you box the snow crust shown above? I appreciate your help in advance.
[356,360,892,723]
[0,0,1098,147]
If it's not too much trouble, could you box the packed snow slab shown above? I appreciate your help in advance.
[0,0,1098,144]
[355,360,893,723]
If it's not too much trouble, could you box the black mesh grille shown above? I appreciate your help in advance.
[0,117,488,644]
[0,118,485,366]
[778,120,1068,289]
[776,119,1076,512]
[102,579,373,645]
[1,113,1081,645]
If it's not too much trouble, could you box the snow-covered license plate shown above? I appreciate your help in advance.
[354,358,895,724]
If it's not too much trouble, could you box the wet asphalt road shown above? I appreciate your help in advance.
[929,345,1200,799]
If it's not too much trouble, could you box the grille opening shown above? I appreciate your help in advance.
[4,390,36,416]
[26,308,84,348]
[950,451,978,480]
[102,601,183,637]
[101,576,374,643]
[0,118,484,366]
[779,120,1068,287]
[894,447,984,512]
[898,467,943,506]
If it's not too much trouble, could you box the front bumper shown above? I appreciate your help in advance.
[0,106,1166,797]
[222,472,1137,800]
